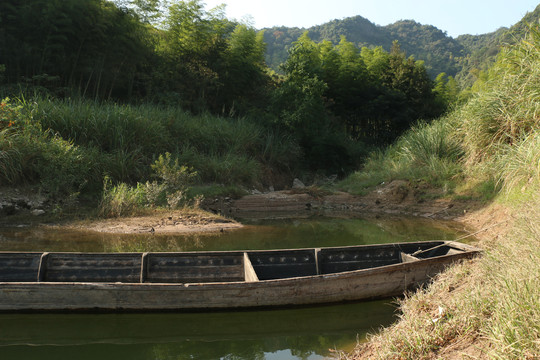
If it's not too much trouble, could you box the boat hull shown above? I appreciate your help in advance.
[0,242,479,312]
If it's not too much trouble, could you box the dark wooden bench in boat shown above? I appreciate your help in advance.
[0,241,481,312]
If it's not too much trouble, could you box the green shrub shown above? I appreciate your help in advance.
[0,130,22,184]
[98,177,146,218]
[151,152,197,192]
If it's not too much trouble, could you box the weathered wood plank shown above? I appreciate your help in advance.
[140,253,149,283]
[400,252,419,263]
[318,247,400,274]
[37,252,49,282]
[0,253,42,282]
[145,253,244,283]
[44,253,141,283]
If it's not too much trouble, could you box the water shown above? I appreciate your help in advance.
[0,215,468,360]
[0,301,395,360]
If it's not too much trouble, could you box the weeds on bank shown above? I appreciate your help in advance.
[343,195,539,359]
[99,153,198,218]
[1,96,300,208]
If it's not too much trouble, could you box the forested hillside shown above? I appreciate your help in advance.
[264,16,464,78]
[456,4,540,85]
[0,0,454,205]
[1,0,538,212]
[264,5,540,86]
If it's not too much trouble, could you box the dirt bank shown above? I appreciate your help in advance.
[210,180,484,222]
[0,186,242,234]
[71,210,242,234]
[2,180,499,235]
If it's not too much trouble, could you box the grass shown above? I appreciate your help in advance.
[337,118,465,195]
[342,194,540,360]
[0,128,22,184]
[0,97,303,207]
[338,25,540,360]
[23,98,301,188]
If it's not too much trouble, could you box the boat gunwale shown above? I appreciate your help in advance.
[0,240,474,257]
[0,241,481,287]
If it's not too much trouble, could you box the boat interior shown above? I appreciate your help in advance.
[0,242,466,284]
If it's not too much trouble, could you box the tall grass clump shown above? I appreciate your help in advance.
[458,25,540,164]
[98,177,146,218]
[30,98,300,187]
[0,98,23,184]
[0,98,103,196]
[481,197,540,359]
[393,118,464,183]
[493,132,540,198]
[338,117,464,194]
[98,153,198,218]
[0,128,22,184]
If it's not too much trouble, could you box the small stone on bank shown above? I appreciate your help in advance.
[292,178,305,189]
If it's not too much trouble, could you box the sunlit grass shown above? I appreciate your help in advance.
[337,117,464,195]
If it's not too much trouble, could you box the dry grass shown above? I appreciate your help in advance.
[338,194,540,360]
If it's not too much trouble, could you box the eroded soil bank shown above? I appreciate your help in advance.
[2,180,502,235]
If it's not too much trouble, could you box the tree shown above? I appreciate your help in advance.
[219,24,268,115]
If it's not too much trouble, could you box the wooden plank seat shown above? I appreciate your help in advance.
[411,244,464,259]
[144,252,245,283]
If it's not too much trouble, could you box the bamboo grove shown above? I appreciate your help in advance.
[0,0,456,187]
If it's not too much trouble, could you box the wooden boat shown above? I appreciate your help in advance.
[0,241,480,312]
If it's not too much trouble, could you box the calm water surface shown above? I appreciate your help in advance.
[0,215,468,360]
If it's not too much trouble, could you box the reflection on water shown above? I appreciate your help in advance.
[0,215,469,359]
[0,301,396,360]
[0,215,467,253]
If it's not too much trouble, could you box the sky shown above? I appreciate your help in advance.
[201,0,539,38]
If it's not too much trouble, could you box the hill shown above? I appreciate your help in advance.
[263,5,540,86]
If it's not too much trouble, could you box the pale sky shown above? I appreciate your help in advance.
[202,0,539,38]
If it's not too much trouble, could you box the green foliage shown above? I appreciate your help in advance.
[338,117,465,194]
[0,0,153,100]
[0,128,22,185]
[29,98,298,186]
[99,153,197,216]
[433,72,460,108]
[265,7,540,90]
[456,5,540,87]
[394,119,464,168]
[341,23,540,204]
[279,33,442,147]
[264,16,465,79]
[494,132,540,198]
[0,98,21,130]
[98,176,146,217]
[0,98,103,196]
[151,152,196,192]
